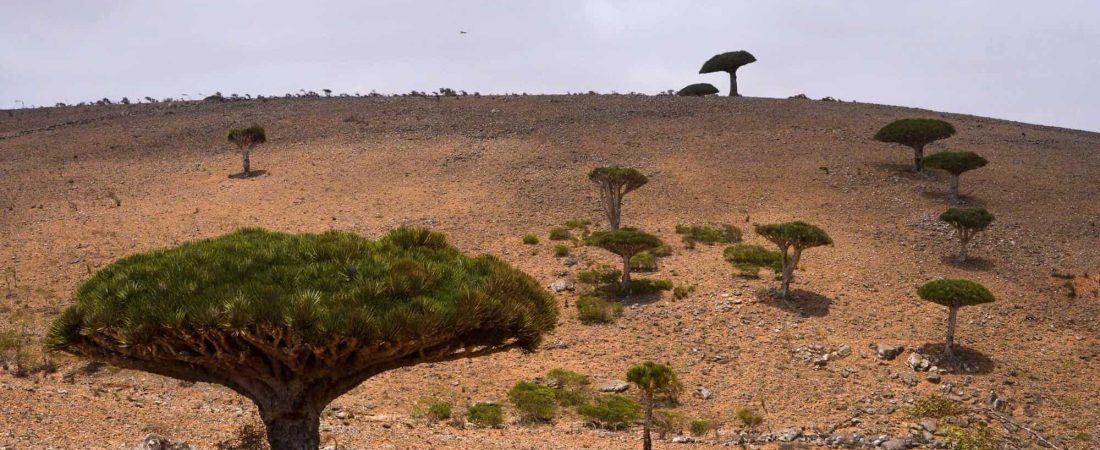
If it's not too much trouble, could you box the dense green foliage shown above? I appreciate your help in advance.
[608,278,672,296]
[626,362,678,395]
[940,208,994,231]
[427,402,453,421]
[508,381,558,423]
[546,368,591,406]
[923,151,988,175]
[675,223,742,247]
[522,234,539,245]
[467,403,504,428]
[587,167,648,194]
[577,266,621,284]
[723,244,783,276]
[48,227,557,350]
[578,394,641,429]
[227,125,267,148]
[576,295,623,324]
[699,51,757,73]
[873,119,956,148]
[754,221,832,250]
[909,394,963,418]
[586,228,663,258]
[917,279,995,308]
[676,83,719,96]
[689,419,713,437]
[629,251,657,272]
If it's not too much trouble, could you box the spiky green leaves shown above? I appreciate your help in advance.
[924,151,988,175]
[227,125,267,149]
[626,362,678,394]
[940,208,993,231]
[588,167,648,196]
[754,221,832,251]
[676,83,719,97]
[47,227,557,352]
[699,51,757,74]
[585,228,663,258]
[917,279,994,308]
[874,119,956,149]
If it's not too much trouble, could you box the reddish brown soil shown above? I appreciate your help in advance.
[1,95,1098,449]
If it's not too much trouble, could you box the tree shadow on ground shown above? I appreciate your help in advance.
[228,170,268,179]
[755,288,832,317]
[873,162,939,181]
[916,343,995,375]
[596,283,665,306]
[940,255,996,272]
[918,190,986,208]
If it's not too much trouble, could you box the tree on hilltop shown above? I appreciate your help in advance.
[699,51,756,97]
[874,119,956,172]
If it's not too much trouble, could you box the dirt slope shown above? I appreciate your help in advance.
[1,95,1098,449]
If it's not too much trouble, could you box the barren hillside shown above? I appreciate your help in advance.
[1,95,1098,449]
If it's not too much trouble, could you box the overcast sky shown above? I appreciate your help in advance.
[2,1,1098,132]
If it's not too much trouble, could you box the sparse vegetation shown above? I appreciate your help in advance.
[924,151,988,203]
[673,284,695,300]
[227,125,267,177]
[627,362,680,450]
[652,410,684,438]
[754,221,833,299]
[675,223,741,248]
[522,234,540,245]
[549,227,572,241]
[942,425,998,450]
[576,295,623,324]
[699,50,757,97]
[909,394,963,418]
[508,381,557,423]
[689,419,713,437]
[546,368,591,406]
[565,218,592,229]
[917,279,994,359]
[215,422,270,450]
[873,118,957,172]
[467,403,504,428]
[735,407,763,428]
[578,394,641,430]
[724,244,783,277]
[939,207,994,262]
[553,244,570,257]
[588,167,648,230]
[577,266,621,284]
[46,227,556,449]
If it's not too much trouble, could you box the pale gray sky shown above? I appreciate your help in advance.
[2,1,1098,132]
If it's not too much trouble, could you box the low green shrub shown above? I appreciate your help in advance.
[676,224,742,247]
[467,403,504,428]
[689,419,713,437]
[673,284,696,300]
[629,251,657,272]
[735,407,763,428]
[508,381,557,423]
[909,394,962,418]
[565,219,592,229]
[549,228,572,241]
[942,424,998,450]
[578,394,641,430]
[522,234,539,245]
[652,409,685,438]
[723,244,783,277]
[553,245,570,257]
[577,266,621,284]
[546,368,591,406]
[576,295,623,324]
[613,278,672,296]
[427,402,452,421]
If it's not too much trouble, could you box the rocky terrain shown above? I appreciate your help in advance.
[1,94,1098,449]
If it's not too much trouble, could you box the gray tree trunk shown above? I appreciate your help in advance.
[621,254,632,293]
[944,306,959,359]
[949,174,960,203]
[260,406,321,450]
[642,392,653,450]
[957,234,970,263]
[913,144,925,172]
[242,149,251,177]
[728,71,739,97]
[779,248,801,300]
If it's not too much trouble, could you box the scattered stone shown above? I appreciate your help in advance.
[671,436,696,443]
[925,372,941,384]
[563,256,578,267]
[880,437,909,450]
[900,372,919,387]
[137,434,194,450]
[549,279,574,293]
[872,344,904,360]
[599,380,629,393]
[906,353,932,372]
[695,385,713,400]
[777,427,802,442]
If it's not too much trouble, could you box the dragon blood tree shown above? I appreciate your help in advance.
[917,279,994,359]
[47,227,557,450]
[923,151,988,203]
[585,228,663,292]
[698,50,757,97]
[873,119,956,172]
[588,166,648,230]
[939,207,994,263]
[754,221,832,300]
[227,125,267,177]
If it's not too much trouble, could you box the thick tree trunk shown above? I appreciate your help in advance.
[242,149,252,177]
[622,255,633,294]
[728,71,739,97]
[913,144,925,172]
[610,192,622,229]
[944,306,959,359]
[949,175,960,203]
[260,404,322,450]
[642,392,653,450]
[957,234,970,263]
[779,248,801,300]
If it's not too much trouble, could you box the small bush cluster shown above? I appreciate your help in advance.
[676,224,742,248]
[549,228,572,241]
[723,244,783,277]
[673,284,696,300]
[565,218,592,229]
[629,251,657,272]
[576,295,623,324]
[735,407,764,428]
[522,234,539,245]
[427,402,453,421]
[689,419,714,437]
[908,394,962,418]
[553,245,570,257]
[610,278,672,296]
[577,266,621,284]
[508,381,557,423]
[942,424,998,450]
[467,403,504,428]
[578,394,641,430]
[652,410,685,438]
[546,368,591,406]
